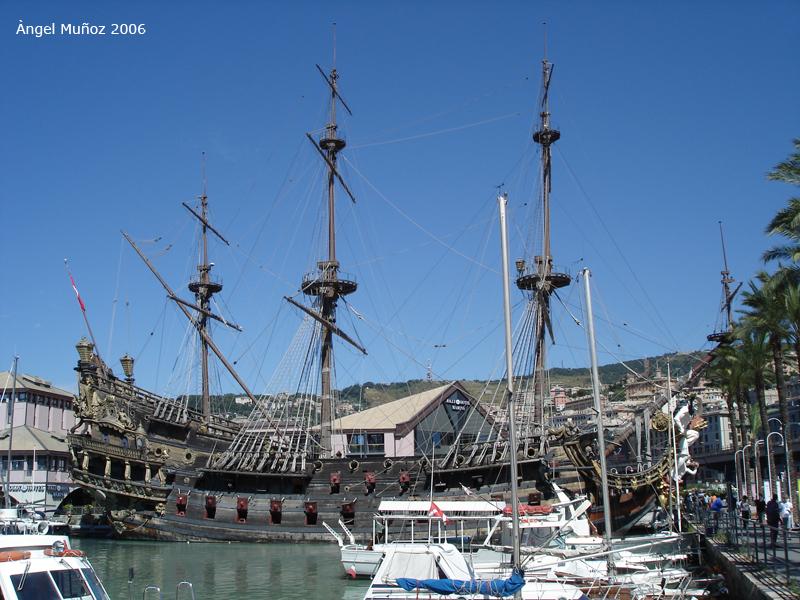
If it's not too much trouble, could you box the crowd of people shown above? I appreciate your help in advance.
[685,489,795,546]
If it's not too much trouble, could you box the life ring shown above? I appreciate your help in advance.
[454,455,466,466]
[0,551,31,561]
[348,460,359,472]
[383,459,393,470]
[313,460,323,472]
[44,549,85,558]
[37,521,50,535]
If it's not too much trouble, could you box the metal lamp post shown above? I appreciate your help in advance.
[766,431,784,497]
[734,449,744,498]
[755,440,765,499]
[743,443,752,498]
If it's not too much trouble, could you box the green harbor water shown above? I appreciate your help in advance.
[73,539,371,600]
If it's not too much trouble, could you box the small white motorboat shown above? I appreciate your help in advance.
[0,534,110,599]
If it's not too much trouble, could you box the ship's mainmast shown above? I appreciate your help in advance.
[301,66,358,457]
[516,56,571,426]
[186,166,225,417]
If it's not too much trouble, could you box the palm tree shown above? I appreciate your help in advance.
[763,139,800,266]
[762,139,800,517]
[707,346,742,457]
[735,323,775,498]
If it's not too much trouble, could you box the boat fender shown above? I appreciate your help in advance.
[329,471,341,494]
[236,497,249,523]
[204,495,217,519]
[398,470,411,495]
[176,494,188,517]
[340,501,356,526]
[364,471,377,495]
[304,501,318,525]
[348,460,359,473]
[0,551,31,561]
[270,498,283,524]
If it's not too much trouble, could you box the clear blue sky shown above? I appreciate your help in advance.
[1,1,798,397]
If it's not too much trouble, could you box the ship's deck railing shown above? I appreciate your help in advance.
[88,374,238,430]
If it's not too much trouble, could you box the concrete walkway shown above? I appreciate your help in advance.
[689,511,800,599]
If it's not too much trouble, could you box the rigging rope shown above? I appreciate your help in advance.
[349,113,521,149]
[342,157,498,273]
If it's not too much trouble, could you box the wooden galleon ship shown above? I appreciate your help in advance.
[68,61,553,542]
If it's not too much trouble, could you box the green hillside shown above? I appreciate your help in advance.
[193,350,706,416]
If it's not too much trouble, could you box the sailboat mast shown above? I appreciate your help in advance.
[200,182,211,415]
[707,221,738,346]
[517,53,569,428]
[498,194,522,570]
[582,268,615,572]
[188,157,222,418]
[321,69,340,452]
[718,221,735,331]
[4,356,18,509]
[302,63,357,457]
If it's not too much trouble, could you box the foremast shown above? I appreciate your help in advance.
[516,55,570,427]
[301,65,358,457]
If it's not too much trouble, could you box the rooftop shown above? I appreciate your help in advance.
[0,372,73,399]
[0,425,68,453]
[333,382,467,432]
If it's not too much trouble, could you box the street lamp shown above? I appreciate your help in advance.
[734,449,745,498]
[743,443,752,497]
[766,431,784,497]
[755,440,766,498]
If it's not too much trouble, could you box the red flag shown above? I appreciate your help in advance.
[428,501,449,525]
[69,273,86,312]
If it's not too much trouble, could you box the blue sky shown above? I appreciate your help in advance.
[1,1,798,397]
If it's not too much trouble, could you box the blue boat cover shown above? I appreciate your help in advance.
[396,568,525,597]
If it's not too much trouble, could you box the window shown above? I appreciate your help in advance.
[11,457,26,471]
[81,568,110,600]
[347,433,385,456]
[10,572,58,599]
[51,568,92,599]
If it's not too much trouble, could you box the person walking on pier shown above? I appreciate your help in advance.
[710,495,724,534]
[755,495,766,523]
[766,494,781,547]
[780,496,793,530]
[740,496,751,521]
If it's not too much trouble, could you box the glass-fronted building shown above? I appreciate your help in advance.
[331,382,493,458]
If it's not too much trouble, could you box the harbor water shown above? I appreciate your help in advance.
[73,539,370,599]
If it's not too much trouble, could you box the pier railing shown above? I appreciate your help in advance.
[686,504,800,587]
